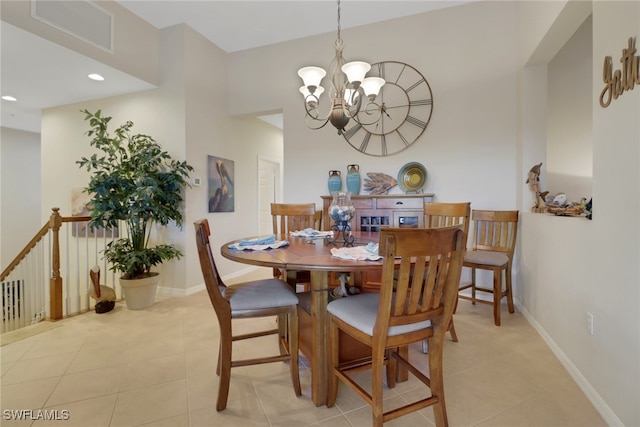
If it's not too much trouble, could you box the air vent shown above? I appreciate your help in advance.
[31,0,113,52]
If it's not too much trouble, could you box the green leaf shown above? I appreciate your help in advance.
[78,110,193,279]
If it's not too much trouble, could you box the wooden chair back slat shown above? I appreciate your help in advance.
[194,219,229,317]
[376,227,465,336]
[271,203,317,235]
[424,202,471,238]
[471,210,518,256]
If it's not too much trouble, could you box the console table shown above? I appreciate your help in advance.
[321,193,435,231]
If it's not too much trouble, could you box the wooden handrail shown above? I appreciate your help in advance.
[1,210,93,280]
[1,208,95,322]
[1,222,49,282]
[0,209,91,281]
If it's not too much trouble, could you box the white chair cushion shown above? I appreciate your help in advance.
[327,293,431,337]
[464,250,509,267]
[223,279,298,313]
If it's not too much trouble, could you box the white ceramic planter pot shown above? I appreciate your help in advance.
[120,273,160,310]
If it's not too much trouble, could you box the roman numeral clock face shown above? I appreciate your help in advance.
[343,61,433,157]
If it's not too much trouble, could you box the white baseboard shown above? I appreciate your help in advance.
[156,266,261,299]
[516,300,623,427]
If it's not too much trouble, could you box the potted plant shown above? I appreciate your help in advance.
[77,109,193,309]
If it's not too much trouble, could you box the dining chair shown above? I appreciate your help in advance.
[327,226,465,427]
[194,219,301,411]
[314,209,323,230]
[271,202,317,291]
[422,201,471,350]
[458,209,519,326]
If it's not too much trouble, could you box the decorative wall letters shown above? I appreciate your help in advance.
[600,37,640,108]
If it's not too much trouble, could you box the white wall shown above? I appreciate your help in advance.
[547,16,593,202]
[228,2,639,425]
[0,127,41,268]
[589,2,639,424]
[3,0,639,425]
[38,24,283,296]
[518,2,639,426]
[230,2,520,211]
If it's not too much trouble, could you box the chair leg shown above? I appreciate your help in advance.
[493,267,501,326]
[216,329,233,411]
[371,347,386,427]
[288,306,302,396]
[395,345,409,382]
[506,265,515,313]
[385,348,396,389]
[216,342,222,376]
[277,313,288,356]
[326,320,339,408]
[448,320,459,342]
[453,289,460,313]
[424,320,458,353]
[470,267,477,304]
[428,334,449,427]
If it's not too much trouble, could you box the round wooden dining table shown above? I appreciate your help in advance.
[221,231,382,406]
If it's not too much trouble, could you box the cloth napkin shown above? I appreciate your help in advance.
[228,239,289,251]
[229,234,289,251]
[238,234,276,246]
[290,228,334,238]
[330,243,382,261]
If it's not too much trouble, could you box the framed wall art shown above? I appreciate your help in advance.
[208,156,235,212]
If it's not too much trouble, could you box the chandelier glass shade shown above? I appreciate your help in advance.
[297,0,385,134]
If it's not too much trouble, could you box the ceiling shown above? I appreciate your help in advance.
[1,1,471,133]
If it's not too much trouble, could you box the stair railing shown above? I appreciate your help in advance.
[1,208,120,333]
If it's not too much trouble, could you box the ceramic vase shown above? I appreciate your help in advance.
[328,170,342,193]
[346,164,361,195]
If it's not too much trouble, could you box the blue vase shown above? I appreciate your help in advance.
[328,170,342,193]
[346,164,361,195]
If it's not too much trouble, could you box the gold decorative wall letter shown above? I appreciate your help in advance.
[600,37,640,108]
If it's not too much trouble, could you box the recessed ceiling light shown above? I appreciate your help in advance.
[88,73,104,81]
[2,95,17,101]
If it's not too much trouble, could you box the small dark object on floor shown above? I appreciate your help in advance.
[95,300,115,313]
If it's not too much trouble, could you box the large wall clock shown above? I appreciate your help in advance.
[342,61,433,157]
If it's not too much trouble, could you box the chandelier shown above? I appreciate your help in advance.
[297,0,385,134]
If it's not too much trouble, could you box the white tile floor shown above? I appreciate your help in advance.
[1,269,606,427]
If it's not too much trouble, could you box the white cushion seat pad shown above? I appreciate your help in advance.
[223,279,298,313]
[327,293,431,337]
[464,250,508,267]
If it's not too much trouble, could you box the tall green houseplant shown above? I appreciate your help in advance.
[77,109,193,280]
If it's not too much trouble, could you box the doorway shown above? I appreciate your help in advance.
[258,156,281,235]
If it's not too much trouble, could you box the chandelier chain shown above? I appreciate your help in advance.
[336,0,341,43]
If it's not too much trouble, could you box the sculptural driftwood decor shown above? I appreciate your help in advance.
[363,173,397,195]
[526,163,548,213]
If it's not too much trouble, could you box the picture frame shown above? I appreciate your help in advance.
[208,156,235,212]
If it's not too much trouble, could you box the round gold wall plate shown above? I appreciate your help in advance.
[397,162,427,193]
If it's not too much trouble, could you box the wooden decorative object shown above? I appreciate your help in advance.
[363,172,397,195]
[526,162,548,213]
[600,37,640,108]
[547,205,584,217]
